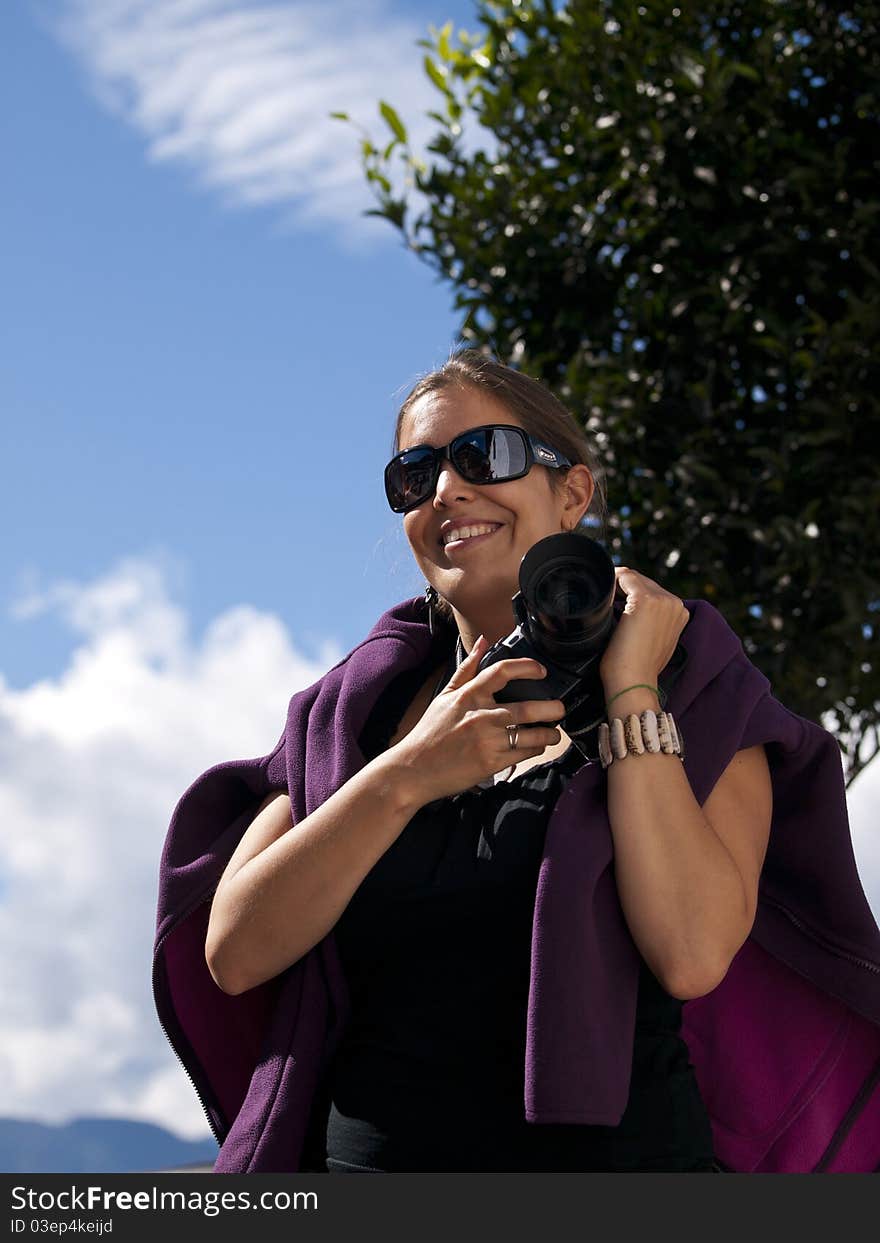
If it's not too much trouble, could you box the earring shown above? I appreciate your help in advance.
[425,584,439,636]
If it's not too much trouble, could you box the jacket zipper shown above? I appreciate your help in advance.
[152,889,225,1148]
[811,1056,880,1171]
[762,893,880,974]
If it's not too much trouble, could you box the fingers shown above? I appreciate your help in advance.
[473,656,548,696]
[614,565,687,610]
[487,699,566,728]
[503,724,564,752]
[485,706,564,750]
[444,635,489,689]
[444,639,549,699]
[517,724,564,749]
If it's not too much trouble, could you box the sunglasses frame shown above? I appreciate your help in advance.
[384,424,572,514]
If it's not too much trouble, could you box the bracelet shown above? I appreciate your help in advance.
[605,682,666,710]
[598,710,684,769]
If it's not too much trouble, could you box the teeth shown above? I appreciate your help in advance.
[443,524,498,545]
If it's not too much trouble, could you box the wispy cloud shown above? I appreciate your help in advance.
[0,555,341,1138]
[51,0,463,244]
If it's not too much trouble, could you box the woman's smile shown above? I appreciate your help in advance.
[440,520,504,553]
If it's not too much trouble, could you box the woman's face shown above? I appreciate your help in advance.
[398,384,593,624]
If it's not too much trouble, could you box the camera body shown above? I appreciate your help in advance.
[474,533,619,746]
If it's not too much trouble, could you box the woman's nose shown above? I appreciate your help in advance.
[433,459,475,506]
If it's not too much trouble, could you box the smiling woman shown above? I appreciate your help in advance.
[154,349,880,1174]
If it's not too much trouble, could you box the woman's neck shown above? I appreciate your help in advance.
[451,604,517,656]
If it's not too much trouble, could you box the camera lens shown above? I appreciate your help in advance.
[533,569,599,626]
[518,533,616,661]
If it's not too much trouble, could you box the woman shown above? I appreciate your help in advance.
[153,352,880,1173]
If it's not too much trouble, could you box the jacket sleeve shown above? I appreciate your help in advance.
[152,745,287,1143]
[152,673,352,1172]
[672,609,880,982]
[673,602,880,1172]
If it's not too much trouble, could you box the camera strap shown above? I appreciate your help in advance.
[428,633,467,703]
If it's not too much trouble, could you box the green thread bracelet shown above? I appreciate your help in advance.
[605,682,666,709]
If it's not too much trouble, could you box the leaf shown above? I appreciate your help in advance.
[436,20,454,61]
[424,55,449,94]
[379,101,407,144]
[366,169,392,194]
[329,111,350,121]
[730,61,761,82]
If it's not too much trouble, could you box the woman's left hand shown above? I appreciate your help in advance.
[598,566,690,689]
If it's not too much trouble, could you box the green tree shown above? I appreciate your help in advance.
[339,0,879,786]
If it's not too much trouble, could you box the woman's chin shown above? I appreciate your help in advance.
[437,580,519,629]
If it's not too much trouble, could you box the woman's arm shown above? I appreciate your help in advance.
[602,680,772,1000]
[205,645,562,996]
[205,748,426,996]
[599,567,773,1000]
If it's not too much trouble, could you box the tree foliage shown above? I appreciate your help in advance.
[343,0,880,785]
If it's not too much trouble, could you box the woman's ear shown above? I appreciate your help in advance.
[561,464,595,528]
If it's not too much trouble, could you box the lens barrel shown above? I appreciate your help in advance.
[517,533,616,664]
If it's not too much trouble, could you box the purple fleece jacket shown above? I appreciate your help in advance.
[153,597,880,1173]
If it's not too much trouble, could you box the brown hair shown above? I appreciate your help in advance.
[394,348,607,623]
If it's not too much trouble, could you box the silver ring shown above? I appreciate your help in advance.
[506,723,519,751]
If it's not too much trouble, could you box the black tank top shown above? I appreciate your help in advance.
[310,663,715,1172]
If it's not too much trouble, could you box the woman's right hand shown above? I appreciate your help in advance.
[390,636,566,805]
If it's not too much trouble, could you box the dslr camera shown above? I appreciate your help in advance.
[475,533,687,758]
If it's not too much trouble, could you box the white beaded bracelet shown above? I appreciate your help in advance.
[598,710,684,769]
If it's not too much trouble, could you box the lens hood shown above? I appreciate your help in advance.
[518,533,617,661]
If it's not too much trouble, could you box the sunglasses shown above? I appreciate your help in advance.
[384,424,572,513]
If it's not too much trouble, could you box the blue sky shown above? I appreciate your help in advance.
[2,0,878,1149]
[2,0,479,687]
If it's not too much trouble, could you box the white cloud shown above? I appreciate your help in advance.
[50,0,481,245]
[847,758,880,922]
[0,555,341,1140]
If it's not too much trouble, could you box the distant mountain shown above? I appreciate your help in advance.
[0,1116,218,1173]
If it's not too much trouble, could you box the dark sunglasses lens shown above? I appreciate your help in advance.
[386,428,530,510]
[453,427,527,483]
[386,449,436,511]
